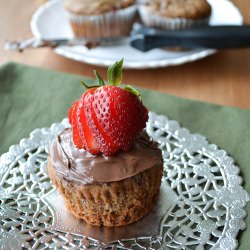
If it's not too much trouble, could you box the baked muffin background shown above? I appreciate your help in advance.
[64,0,137,39]
[65,0,135,15]
[138,0,211,30]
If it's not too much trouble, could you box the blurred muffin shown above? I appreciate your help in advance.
[138,0,211,30]
[64,0,137,39]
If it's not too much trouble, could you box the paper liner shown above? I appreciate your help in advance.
[47,157,163,227]
[67,5,137,39]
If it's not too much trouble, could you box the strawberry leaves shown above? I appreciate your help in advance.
[107,58,123,86]
[80,59,143,101]
[80,59,124,90]
[94,70,105,86]
[124,85,142,101]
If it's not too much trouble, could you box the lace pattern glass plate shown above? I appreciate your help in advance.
[30,0,243,69]
[0,112,249,249]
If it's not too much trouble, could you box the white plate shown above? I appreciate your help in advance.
[31,0,243,69]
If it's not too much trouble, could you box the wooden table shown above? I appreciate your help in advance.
[1,0,250,109]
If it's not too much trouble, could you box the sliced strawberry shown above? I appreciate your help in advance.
[87,92,118,156]
[71,87,118,156]
[91,86,148,154]
[68,101,76,125]
[77,90,101,155]
[69,100,84,149]
[68,59,148,156]
[89,86,120,155]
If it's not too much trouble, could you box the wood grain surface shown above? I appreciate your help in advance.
[1,0,250,109]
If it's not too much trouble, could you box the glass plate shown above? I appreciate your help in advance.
[0,112,249,249]
[30,0,243,69]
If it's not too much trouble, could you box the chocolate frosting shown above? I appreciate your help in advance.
[49,129,163,184]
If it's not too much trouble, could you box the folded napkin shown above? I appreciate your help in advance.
[0,62,249,249]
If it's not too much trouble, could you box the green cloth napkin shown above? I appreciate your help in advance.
[0,62,249,248]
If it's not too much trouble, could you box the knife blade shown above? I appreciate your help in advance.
[4,37,127,51]
[130,25,250,52]
[4,25,250,52]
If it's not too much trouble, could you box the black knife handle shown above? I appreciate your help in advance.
[130,25,250,52]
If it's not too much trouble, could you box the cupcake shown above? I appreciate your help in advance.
[47,59,163,226]
[64,0,137,39]
[138,0,211,30]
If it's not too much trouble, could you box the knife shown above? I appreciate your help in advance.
[130,25,250,52]
[4,25,250,52]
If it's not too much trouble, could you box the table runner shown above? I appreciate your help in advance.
[0,62,249,249]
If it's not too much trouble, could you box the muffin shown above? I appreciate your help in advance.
[64,0,137,39]
[138,0,212,30]
[47,59,163,226]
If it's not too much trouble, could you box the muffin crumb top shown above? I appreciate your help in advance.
[65,0,135,15]
[143,0,211,19]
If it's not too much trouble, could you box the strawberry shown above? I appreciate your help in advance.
[77,90,101,155]
[68,59,148,156]
[69,100,83,149]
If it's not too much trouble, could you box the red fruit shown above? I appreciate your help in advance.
[77,90,101,155]
[68,103,74,125]
[68,59,148,156]
[69,100,83,149]
[90,86,148,155]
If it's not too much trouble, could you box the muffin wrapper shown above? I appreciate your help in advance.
[67,5,137,39]
[138,5,210,30]
[47,157,162,227]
